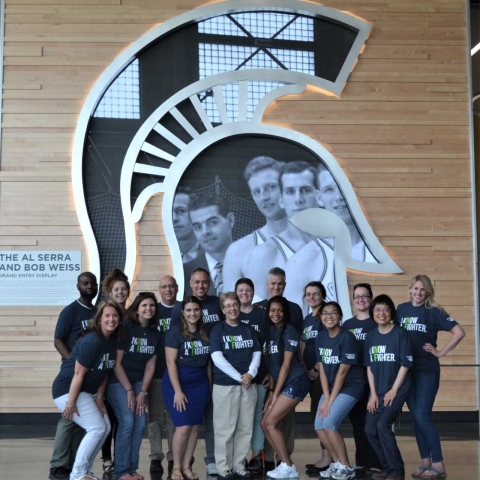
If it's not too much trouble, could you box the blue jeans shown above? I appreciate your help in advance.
[365,398,404,476]
[107,382,147,477]
[407,372,443,463]
[315,393,358,431]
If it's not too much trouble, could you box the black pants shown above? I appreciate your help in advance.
[365,398,404,476]
[348,386,382,469]
[309,375,323,421]
[101,399,118,461]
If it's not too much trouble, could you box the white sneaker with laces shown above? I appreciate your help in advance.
[283,463,299,478]
[266,462,289,478]
[320,461,341,478]
[332,464,356,480]
[207,463,218,475]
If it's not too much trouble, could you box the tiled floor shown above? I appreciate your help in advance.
[0,424,478,480]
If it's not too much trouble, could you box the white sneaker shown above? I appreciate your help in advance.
[207,463,218,475]
[283,463,299,478]
[320,462,341,478]
[267,462,299,479]
[266,463,286,478]
[332,465,356,480]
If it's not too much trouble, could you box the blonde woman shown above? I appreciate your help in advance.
[396,275,465,479]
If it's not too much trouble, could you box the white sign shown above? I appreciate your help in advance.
[0,251,82,306]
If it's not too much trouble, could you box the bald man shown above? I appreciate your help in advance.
[147,276,179,475]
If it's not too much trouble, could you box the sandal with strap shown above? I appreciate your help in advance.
[102,463,114,480]
[420,467,447,479]
[171,467,184,480]
[181,467,199,480]
[412,466,429,478]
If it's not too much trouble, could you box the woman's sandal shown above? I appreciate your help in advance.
[171,467,184,480]
[102,464,114,480]
[181,467,199,480]
[420,467,447,479]
[412,466,429,478]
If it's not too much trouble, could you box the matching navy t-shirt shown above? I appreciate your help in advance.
[302,313,324,371]
[52,331,116,399]
[364,325,413,399]
[342,316,378,365]
[395,302,458,374]
[172,295,224,332]
[54,300,97,355]
[210,321,261,386]
[255,298,303,334]
[154,302,180,379]
[315,328,365,399]
[240,306,268,384]
[109,319,161,385]
[164,324,210,367]
[267,323,306,386]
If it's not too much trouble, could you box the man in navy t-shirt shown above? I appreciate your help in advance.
[50,272,98,480]
[148,275,179,475]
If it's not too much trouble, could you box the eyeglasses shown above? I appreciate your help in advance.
[305,293,322,298]
[374,307,390,314]
[321,311,339,317]
[222,303,239,309]
[354,295,371,300]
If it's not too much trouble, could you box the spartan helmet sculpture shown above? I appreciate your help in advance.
[72,1,401,315]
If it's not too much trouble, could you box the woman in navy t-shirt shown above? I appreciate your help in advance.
[315,302,364,480]
[342,283,382,475]
[107,292,161,480]
[100,268,131,478]
[52,299,122,480]
[235,278,268,476]
[300,281,333,474]
[364,295,413,480]
[396,275,465,479]
[262,296,310,479]
[163,295,211,480]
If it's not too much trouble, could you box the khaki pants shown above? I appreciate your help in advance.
[264,408,295,462]
[148,378,175,462]
[213,384,257,473]
[49,416,85,473]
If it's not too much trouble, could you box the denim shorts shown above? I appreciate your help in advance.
[281,373,310,401]
[314,393,358,431]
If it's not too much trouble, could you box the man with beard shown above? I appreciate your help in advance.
[173,186,202,264]
[246,161,325,300]
[223,156,288,292]
[49,272,98,480]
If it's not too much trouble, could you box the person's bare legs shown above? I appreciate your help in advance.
[261,395,299,467]
[172,425,192,479]
[182,425,199,479]
[316,429,338,462]
[324,430,349,466]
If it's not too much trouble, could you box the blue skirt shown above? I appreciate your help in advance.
[162,365,210,427]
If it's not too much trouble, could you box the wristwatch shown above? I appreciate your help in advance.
[140,389,148,396]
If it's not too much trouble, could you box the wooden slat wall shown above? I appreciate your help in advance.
[0,0,476,413]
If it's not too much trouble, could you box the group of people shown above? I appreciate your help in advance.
[174,156,378,307]
[50,266,465,480]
